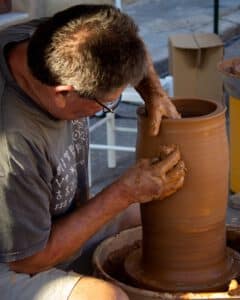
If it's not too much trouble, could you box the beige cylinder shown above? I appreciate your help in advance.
[134,98,232,292]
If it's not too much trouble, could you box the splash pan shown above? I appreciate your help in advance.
[93,226,240,300]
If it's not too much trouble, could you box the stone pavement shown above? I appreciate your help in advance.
[90,1,240,196]
[122,0,240,75]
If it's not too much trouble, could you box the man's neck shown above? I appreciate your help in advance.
[8,41,52,111]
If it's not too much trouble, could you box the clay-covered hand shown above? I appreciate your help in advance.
[118,145,186,205]
[145,92,181,136]
[134,47,181,136]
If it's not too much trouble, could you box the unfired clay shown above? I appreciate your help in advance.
[125,98,237,292]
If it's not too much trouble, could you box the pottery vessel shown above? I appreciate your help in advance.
[129,98,233,292]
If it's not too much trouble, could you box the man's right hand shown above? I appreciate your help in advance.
[117,145,186,205]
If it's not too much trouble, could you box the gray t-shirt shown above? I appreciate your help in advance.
[0,20,89,262]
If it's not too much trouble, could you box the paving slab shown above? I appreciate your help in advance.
[121,0,240,74]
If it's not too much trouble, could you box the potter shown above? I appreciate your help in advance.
[0,4,184,300]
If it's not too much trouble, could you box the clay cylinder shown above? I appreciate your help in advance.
[136,98,231,292]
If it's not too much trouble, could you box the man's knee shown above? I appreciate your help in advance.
[68,276,129,300]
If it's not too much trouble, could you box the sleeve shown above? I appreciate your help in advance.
[0,133,52,262]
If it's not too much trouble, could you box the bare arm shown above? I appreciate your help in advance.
[10,147,185,274]
[135,48,180,136]
[9,181,129,274]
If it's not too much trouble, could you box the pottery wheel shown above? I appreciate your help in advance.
[124,247,240,292]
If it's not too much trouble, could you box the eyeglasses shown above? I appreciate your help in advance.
[68,90,122,113]
[92,95,122,113]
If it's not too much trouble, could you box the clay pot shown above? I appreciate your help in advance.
[131,98,234,292]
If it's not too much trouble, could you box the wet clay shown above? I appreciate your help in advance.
[101,240,142,286]
[93,226,240,300]
[125,98,238,292]
[101,238,240,289]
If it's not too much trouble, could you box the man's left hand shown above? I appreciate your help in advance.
[145,92,181,136]
[134,46,181,136]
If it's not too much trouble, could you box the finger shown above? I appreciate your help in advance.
[152,148,181,175]
[158,161,186,200]
[163,97,181,119]
[150,144,177,166]
[158,144,178,160]
[166,103,181,119]
[136,158,151,168]
[159,174,185,200]
[147,106,163,136]
[166,160,186,179]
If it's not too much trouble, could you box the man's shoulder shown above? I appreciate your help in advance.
[0,17,49,34]
[0,18,49,44]
[0,18,48,85]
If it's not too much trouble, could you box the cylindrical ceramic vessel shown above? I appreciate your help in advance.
[135,98,231,292]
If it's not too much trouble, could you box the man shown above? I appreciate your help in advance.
[0,4,185,300]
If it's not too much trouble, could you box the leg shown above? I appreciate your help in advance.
[69,276,129,300]
[0,262,128,300]
[0,263,81,300]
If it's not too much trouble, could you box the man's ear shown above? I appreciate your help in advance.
[55,85,74,94]
[54,85,74,108]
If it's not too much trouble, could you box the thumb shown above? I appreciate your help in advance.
[147,109,163,136]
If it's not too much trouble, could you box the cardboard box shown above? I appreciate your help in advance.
[168,33,224,103]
